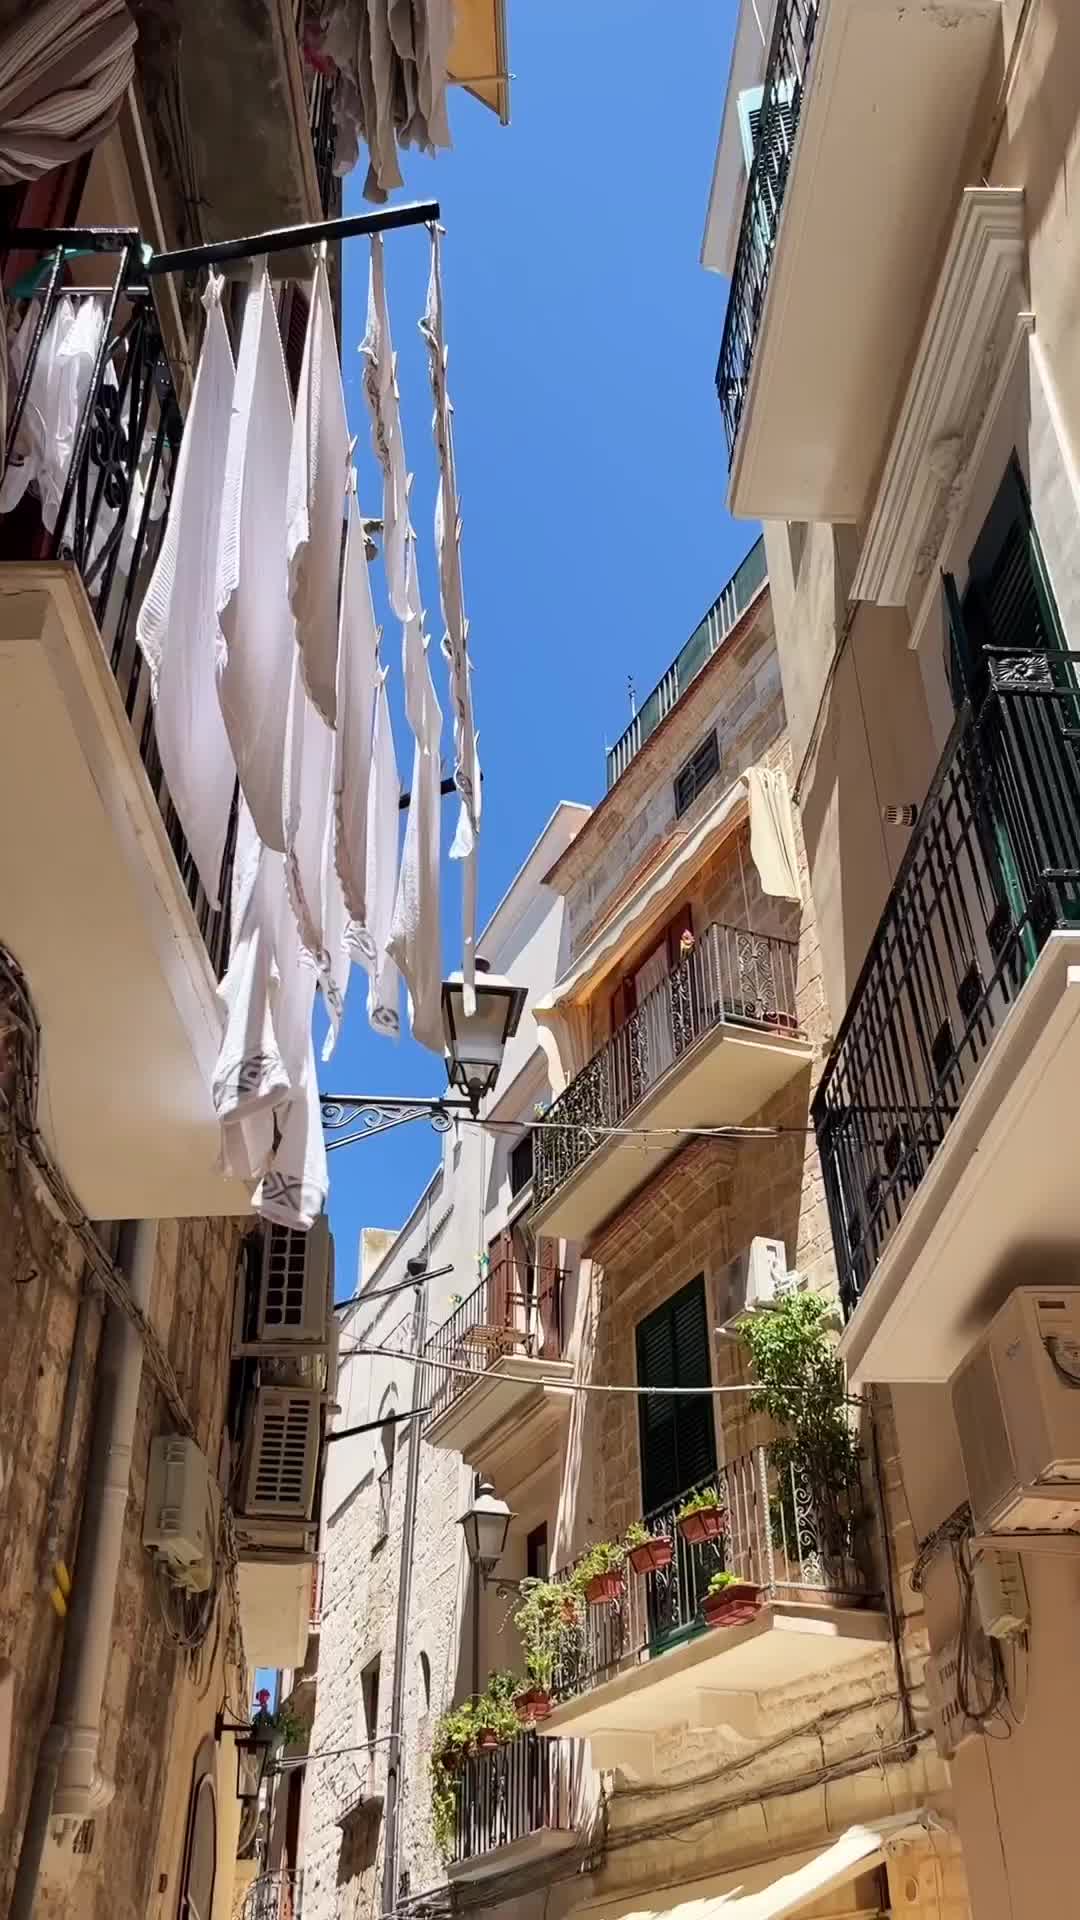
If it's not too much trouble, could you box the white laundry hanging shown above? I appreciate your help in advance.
[746,764,801,901]
[217,264,295,853]
[253,1030,328,1230]
[135,272,237,909]
[286,254,349,728]
[212,797,291,1127]
[420,222,480,1004]
[388,536,443,1053]
[358,662,402,1035]
[333,480,380,932]
[283,640,350,1053]
[0,292,103,531]
[360,233,415,623]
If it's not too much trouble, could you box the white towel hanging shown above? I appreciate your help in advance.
[355,663,402,1036]
[333,480,380,931]
[388,537,443,1053]
[286,254,349,728]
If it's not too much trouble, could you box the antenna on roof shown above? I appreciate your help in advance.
[627,675,637,718]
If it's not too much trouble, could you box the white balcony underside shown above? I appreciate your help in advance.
[842,933,1080,1388]
[425,1354,574,1496]
[236,1556,313,1669]
[730,0,1002,523]
[0,567,250,1220]
[531,1024,813,1246]
[448,1826,579,1883]
[537,1602,890,1747]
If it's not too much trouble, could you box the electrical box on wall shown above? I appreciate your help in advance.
[973,1547,1028,1640]
[926,1633,994,1759]
[716,1237,789,1330]
[143,1435,219,1592]
[951,1287,1080,1533]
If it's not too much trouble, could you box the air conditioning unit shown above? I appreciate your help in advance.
[242,1387,321,1518]
[717,1237,789,1331]
[926,1632,994,1759]
[257,1215,332,1344]
[951,1287,1080,1534]
[143,1435,219,1591]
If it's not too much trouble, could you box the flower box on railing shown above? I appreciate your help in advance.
[627,1537,673,1576]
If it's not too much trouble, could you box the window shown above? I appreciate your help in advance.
[419,1651,431,1711]
[374,1405,396,1546]
[510,1130,534,1196]
[178,1747,217,1920]
[526,1523,549,1580]
[674,732,720,818]
[362,1658,381,1758]
[635,1276,717,1514]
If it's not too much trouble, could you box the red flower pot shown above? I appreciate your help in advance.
[702,1583,761,1627]
[440,1748,464,1773]
[584,1570,624,1605]
[628,1537,674,1576]
[677,1506,725,1545]
[515,1688,552,1725]
[476,1730,500,1752]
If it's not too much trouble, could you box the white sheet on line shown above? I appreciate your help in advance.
[356,662,402,1035]
[253,1031,328,1230]
[217,263,295,853]
[333,480,380,931]
[135,272,237,910]
[286,254,349,728]
[421,222,480,1003]
[212,797,290,1127]
[361,232,415,623]
[388,537,443,1053]
[746,764,801,901]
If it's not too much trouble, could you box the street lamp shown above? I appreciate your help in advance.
[458,1476,514,1580]
[215,1709,276,1804]
[322,960,528,1147]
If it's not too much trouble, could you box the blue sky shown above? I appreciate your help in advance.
[321,0,753,1292]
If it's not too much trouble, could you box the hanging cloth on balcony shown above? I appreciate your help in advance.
[0,0,137,186]
[745,765,800,902]
[333,479,380,935]
[212,798,291,1130]
[216,264,295,854]
[361,236,442,1050]
[0,292,104,532]
[358,663,402,1035]
[420,221,480,1008]
[136,273,237,911]
[286,254,349,728]
[253,1029,328,1229]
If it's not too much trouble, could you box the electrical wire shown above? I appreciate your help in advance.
[339,1338,825,1397]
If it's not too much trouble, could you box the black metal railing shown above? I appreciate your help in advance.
[239,1870,303,1920]
[450,1732,581,1867]
[1,234,234,975]
[551,1455,867,1705]
[421,1262,565,1426]
[715,0,819,455]
[308,68,339,217]
[534,922,801,1208]
[814,648,1080,1315]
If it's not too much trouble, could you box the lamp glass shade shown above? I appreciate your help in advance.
[235,1741,268,1803]
[442,965,527,1104]
[458,1478,514,1572]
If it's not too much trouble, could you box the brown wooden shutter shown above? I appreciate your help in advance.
[486,1228,514,1333]
[280,285,310,399]
[536,1236,561,1357]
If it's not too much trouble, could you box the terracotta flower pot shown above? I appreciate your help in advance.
[516,1688,552,1724]
[702,1583,761,1627]
[584,1570,624,1605]
[677,1506,725,1545]
[628,1537,674,1576]
[476,1730,500,1752]
[440,1748,465,1773]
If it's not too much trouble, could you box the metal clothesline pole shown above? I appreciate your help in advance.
[143,200,441,277]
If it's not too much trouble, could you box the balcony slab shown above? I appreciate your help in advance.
[841,931,1080,1387]
[425,1353,574,1492]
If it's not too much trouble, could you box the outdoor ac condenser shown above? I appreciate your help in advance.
[143,1435,219,1591]
[242,1387,321,1518]
[256,1214,332,1343]
[951,1287,1080,1534]
[716,1236,789,1331]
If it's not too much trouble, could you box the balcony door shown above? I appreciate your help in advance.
[608,904,693,1108]
[636,1276,719,1651]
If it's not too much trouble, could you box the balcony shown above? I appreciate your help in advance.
[715,0,1003,522]
[532,923,811,1245]
[422,1264,573,1492]
[237,1871,304,1920]
[538,1458,886,1770]
[0,234,251,1221]
[448,1733,584,1879]
[815,648,1080,1385]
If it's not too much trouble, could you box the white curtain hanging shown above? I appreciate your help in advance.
[333,481,380,933]
[0,0,137,186]
[135,272,237,910]
[745,765,801,902]
[286,254,349,728]
[420,221,480,1007]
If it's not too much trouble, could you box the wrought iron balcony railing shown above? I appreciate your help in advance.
[2,234,234,976]
[814,645,1080,1317]
[715,0,819,455]
[450,1731,582,1868]
[551,1453,868,1706]
[237,1870,304,1920]
[534,922,801,1209]
[421,1260,566,1427]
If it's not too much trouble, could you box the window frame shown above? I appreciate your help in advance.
[673,730,721,818]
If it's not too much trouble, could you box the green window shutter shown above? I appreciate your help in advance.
[635,1276,717,1515]
[736,86,764,172]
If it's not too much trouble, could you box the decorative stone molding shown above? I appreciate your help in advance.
[853,188,1030,613]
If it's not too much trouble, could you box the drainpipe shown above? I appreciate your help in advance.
[10,1218,158,1920]
[380,1255,428,1920]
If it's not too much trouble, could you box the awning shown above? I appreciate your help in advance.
[579,1813,935,1920]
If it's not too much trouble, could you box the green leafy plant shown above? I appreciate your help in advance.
[737,1290,862,1569]
[474,1670,523,1743]
[513,1578,581,1691]
[252,1689,307,1748]
[623,1522,658,1549]
[570,1540,625,1592]
[429,1701,478,1858]
[707,1569,739,1595]
[676,1486,721,1520]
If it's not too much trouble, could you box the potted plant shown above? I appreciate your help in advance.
[623,1520,674,1575]
[701,1568,762,1627]
[251,1689,308,1751]
[676,1486,726,1545]
[513,1578,582,1719]
[473,1671,521,1750]
[430,1702,478,1857]
[572,1540,626,1605]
